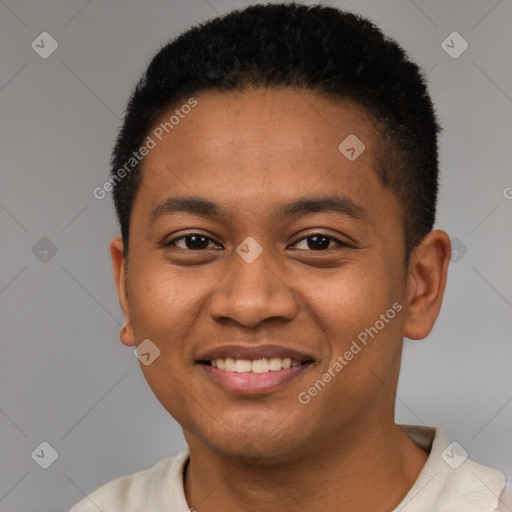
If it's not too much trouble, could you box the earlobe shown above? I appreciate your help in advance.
[403,230,451,340]
[119,323,135,347]
[110,236,135,347]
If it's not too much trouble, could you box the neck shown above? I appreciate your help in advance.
[183,418,429,512]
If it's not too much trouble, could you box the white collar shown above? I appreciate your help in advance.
[170,424,506,512]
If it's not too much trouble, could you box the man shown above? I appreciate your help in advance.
[71,3,509,511]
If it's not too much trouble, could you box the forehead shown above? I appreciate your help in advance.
[152,88,377,165]
[135,88,394,223]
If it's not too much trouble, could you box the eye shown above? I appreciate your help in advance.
[291,233,345,251]
[165,232,347,252]
[165,233,221,251]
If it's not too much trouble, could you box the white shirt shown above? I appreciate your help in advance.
[69,425,509,512]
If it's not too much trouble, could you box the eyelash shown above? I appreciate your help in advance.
[165,232,347,251]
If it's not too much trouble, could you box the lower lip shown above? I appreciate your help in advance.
[199,363,312,395]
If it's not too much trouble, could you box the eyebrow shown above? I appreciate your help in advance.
[149,194,369,225]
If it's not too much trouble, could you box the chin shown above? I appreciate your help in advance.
[211,435,303,465]
[195,411,312,464]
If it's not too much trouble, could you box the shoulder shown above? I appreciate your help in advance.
[497,479,512,511]
[396,425,507,512]
[437,457,506,511]
[68,447,190,512]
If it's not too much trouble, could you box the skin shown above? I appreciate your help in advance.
[110,88,451,511]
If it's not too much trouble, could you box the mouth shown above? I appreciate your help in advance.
[205,356,303,372]
[196,345,314,395]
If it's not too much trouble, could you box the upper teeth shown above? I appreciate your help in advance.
[211,357,301,373]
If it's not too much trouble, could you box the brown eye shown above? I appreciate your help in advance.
[166,233,219,250]
[292,233,344,251]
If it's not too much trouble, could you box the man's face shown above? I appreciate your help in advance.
[116,89,411,460]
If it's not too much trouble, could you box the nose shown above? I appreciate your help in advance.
[208,250,298,328]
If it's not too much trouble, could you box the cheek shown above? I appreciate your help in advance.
[127,260,233,375]
[300,269,404,417]
[128,261,201,336]
[126,263,199,415]
[301,265,398,337]
[300,262,405,387]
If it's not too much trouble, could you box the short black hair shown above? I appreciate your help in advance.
[111,2,441,260]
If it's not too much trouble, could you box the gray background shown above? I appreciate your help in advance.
[1,0,511,510]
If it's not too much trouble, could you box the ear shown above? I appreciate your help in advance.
[110,236,135,346]
[404,229,451,340]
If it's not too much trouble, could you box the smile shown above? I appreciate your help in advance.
[209,357,302,373]
[196,345,314,395]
